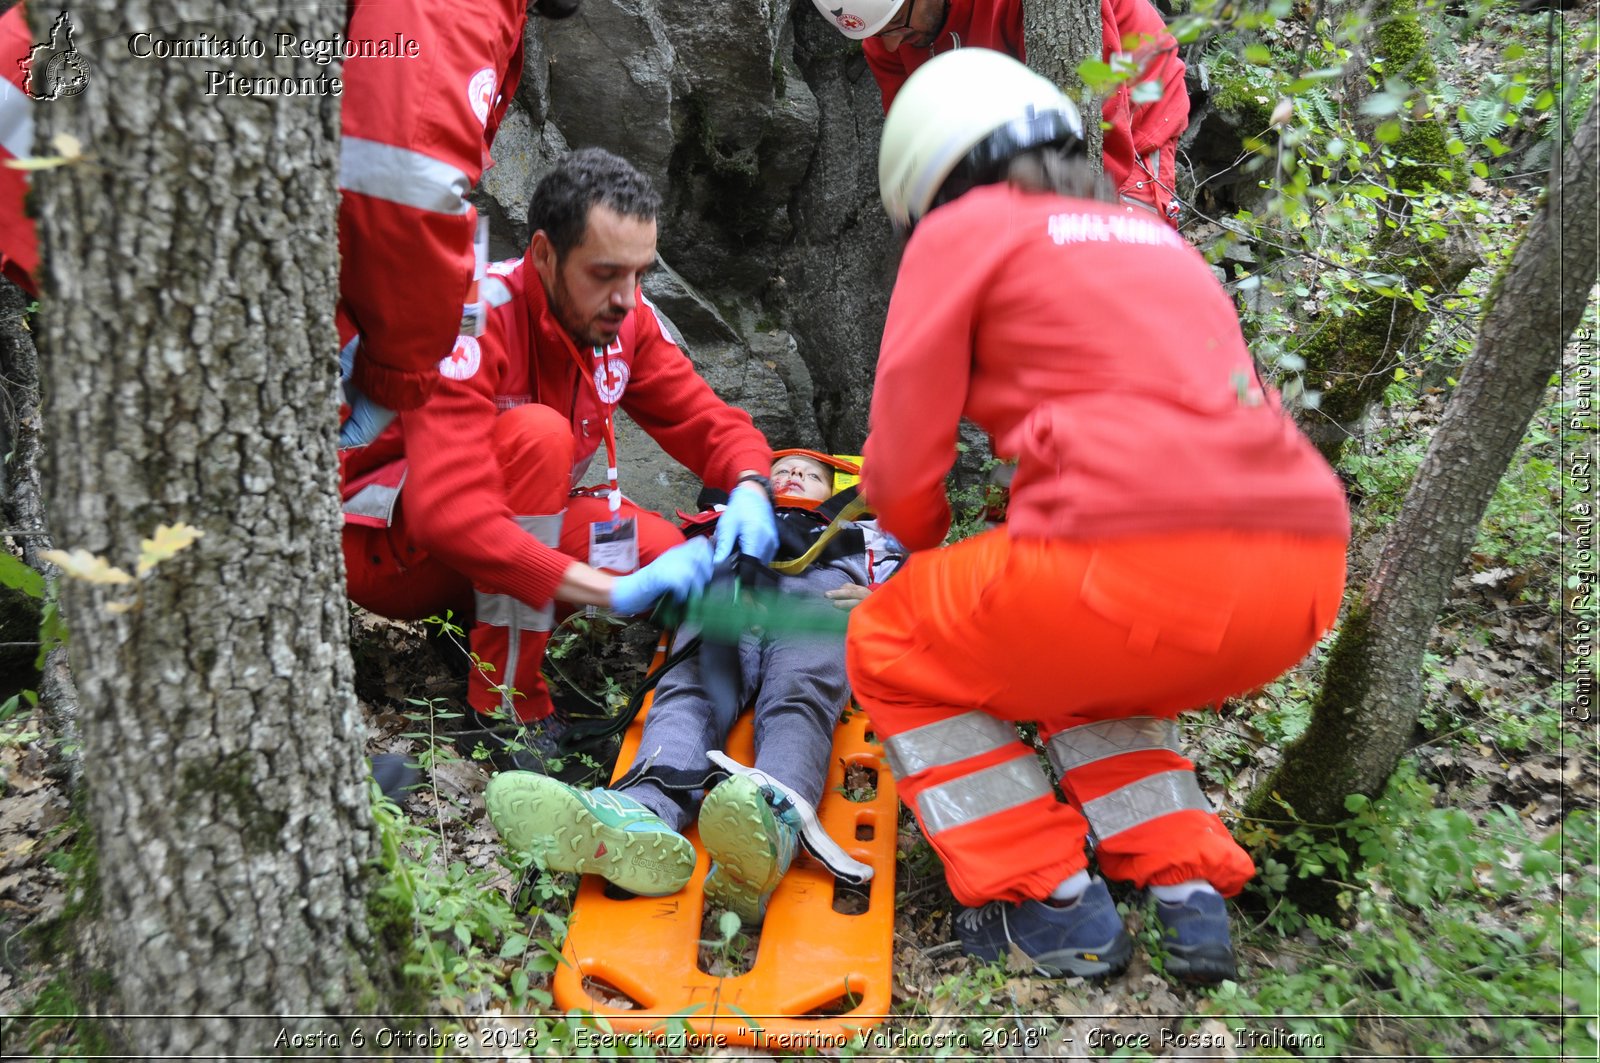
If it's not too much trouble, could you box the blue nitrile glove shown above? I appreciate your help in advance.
[713,482,779,565]
[610,537,714,615]
[338,336,397,449]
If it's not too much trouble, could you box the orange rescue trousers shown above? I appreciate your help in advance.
[344,404,684,721]
[846,528,1345,907]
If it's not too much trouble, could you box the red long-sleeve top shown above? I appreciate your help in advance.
[863,0,1190,214]
[341,254,772,607]
[338,0,526,411]
[862,184,1349,551]
[0,5,39,296]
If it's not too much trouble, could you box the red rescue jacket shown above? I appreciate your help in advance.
[0,5,39,296]
[337,0,527,411]
[863,184,1350,551]
[340,254,772,607]
[863,0,1190,218]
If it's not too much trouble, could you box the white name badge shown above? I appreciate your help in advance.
[589,516,639,575]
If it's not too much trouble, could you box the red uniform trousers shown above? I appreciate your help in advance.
[344,405,683,721]
[846,528,1345,907]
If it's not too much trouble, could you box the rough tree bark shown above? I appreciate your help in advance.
[1248,94,1599,831]
[1021,0,1105,166]
[0,280,80,784]
[28,2,391,1053]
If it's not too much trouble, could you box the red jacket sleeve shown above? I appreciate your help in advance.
[339,0,521,411]
[398,332,574,607]
[0,4,38,296]
[862,211,1009,551]
[1101,0,1189,194]
[621,299,773,487]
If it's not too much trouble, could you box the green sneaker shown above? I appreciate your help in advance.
[485,772,695,897]
[698,774,801,926]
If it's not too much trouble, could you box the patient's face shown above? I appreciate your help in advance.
[771,455,834,502]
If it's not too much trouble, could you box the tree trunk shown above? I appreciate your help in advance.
[0,279,80,784]
[1249,94,1599,831]
[29,3,388,1052]
[1022,0,1105,167]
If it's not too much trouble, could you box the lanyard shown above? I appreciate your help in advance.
[566,339,623,514]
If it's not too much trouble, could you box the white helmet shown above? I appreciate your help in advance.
[808,0,906,40]
[878,49,1084,231]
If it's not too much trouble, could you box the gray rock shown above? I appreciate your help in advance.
[478,0,896,457]
[544,0,678,193]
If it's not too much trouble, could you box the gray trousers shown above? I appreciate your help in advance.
[616,565,852,832]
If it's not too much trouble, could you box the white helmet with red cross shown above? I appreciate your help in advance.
[878,49,1085,232]
[808,0,906,40]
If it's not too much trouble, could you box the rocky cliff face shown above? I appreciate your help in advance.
[471,0,897,514]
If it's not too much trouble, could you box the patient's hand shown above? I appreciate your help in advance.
[824,583,872,611]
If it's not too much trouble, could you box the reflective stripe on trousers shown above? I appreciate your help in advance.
[915,756,1056,834]
[1078,769,1213,840]
[1047,717,1180,773]
[474,512,562,714]
[882,711,1020,777]
[1047,717,1211,840]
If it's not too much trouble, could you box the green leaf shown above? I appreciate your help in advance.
[1360,91,1407,118]
[1285,66,1345,94]
[1446,137,1467,156]
[0,552,44,599]
[1533,89,1555,111]
[1375,120,1403,143]
[1484,136,1510,157]
[1472,160,1490,178]
[498,932,530,958]
[1075,59,1119,93]
[1130,80,1164,104]
[1244,44,1272,64]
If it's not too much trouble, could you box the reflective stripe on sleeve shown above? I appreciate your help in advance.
[1079,769,1213,840]
[0,82,32,161]
[882,712,1023,777]
[340,137,471,215]
[341,482,401,524]
[1047,717,1181,773]
[482,275,513,308]
[915,757,1054,835]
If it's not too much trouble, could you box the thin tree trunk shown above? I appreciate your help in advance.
[1250,94,1599,830]
[1022,0,1105,167]
[29,3,389,1052]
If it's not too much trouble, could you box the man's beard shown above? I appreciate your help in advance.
[550,275,624,348]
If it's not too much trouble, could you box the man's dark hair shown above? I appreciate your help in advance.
[527,148,661,258]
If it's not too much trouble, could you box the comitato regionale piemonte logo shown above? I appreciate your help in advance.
[21,10,90,102]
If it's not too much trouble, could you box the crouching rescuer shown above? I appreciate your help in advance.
[845,50,1351,983]
[340,149,778,767]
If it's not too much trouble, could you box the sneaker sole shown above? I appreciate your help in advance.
[698,776,785,925]
[1031,929,1134,978]
[961,926,1134,979]
[485,773,694,897]
[1164,945,1238,984]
